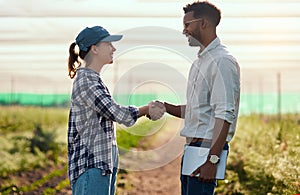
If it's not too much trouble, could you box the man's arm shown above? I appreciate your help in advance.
[164,102,186,119]
[138,105,149,118]
[210,118,230,157]
[191,118,230,182]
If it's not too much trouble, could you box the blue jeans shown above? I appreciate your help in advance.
[72,145,119,195]
[180,142,229,195]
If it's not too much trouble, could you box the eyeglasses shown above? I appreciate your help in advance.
[183,18,202,28]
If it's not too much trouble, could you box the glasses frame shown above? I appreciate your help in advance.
[183,18,203,28]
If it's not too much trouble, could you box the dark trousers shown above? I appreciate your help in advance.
[180,142,229,195]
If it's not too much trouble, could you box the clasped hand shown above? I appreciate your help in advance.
[148,101,166,121]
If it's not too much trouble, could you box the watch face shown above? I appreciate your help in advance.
[209,155,220,164]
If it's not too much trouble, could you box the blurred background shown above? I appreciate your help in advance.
[0,0,299,114]
[0,1,299,194]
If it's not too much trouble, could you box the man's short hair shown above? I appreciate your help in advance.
[183,1,221,27]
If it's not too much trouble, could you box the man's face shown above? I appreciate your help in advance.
[182,11,202,47]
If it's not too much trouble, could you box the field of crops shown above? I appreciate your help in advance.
[216,114,300,195]
[0,106,299,194]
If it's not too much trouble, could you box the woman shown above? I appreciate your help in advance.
[67,26,164,195]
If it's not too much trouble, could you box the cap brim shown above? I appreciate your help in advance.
[101,35,123,42]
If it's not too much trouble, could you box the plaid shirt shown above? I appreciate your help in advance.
[68,68,139,187]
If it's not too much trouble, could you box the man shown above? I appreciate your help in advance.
[161,1,240,194]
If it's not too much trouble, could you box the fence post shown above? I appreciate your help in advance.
[277,72,281,121]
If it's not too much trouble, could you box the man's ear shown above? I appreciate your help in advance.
[202,18,214,29]
[201,18,209,29]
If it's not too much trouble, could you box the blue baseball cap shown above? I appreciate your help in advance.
[75,26,122,51]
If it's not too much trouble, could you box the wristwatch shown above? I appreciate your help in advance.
[208,154,220,164]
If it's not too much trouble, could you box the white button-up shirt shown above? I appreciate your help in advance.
[181,38,240,142]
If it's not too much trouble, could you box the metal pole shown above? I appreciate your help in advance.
[11,76,15,105]
[259,76,264,118]
[277,72,281,121]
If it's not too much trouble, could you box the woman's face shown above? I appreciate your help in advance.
[96,42,116,64]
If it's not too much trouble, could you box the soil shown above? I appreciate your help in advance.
[117,156,182,195]
[0,118,184,194]
[0,163,72,195]
[0,158,182,195]
[117,117,185,195]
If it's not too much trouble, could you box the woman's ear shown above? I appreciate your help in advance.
[90,45,98,54]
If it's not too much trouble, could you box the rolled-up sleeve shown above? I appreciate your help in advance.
[79,74,139,127]
[210,57,240,124]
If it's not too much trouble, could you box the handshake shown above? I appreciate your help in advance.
[147,101,166,121]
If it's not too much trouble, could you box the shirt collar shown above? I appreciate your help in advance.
[197,37,220,58]
[78,67,100,75]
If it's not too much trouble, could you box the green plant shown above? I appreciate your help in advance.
[216,114,300,195]
[0,107,68,178]
[116,118,164,150]
[19,166,67,193]
[0,106,68,134]
[29,124,62,163]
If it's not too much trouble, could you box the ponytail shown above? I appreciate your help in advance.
[68,42,80,79]
[68,42,90,79]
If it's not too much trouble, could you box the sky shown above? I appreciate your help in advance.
[0,0,300,94]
